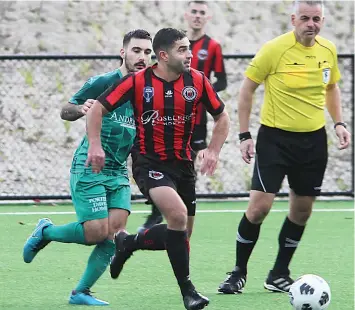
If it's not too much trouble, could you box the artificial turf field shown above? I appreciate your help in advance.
[1,200,353,310]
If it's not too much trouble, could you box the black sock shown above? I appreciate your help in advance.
[152,204,162,217]
[166,229,193,296]
[236,213,261,274]
[272,217,305,275]
[124,224,167,251]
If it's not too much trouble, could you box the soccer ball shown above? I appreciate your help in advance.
[288,274,331,310]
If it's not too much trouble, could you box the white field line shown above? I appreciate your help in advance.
[0,209,353,215]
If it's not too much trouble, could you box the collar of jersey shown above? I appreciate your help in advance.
[150,64,184,83]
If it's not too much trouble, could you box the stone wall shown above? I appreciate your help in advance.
[0,1,353,198]
[1,1,353,54]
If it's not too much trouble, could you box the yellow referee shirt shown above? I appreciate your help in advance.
[245,31,341,132]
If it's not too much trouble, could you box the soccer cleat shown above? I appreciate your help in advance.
[264,270,294,293]
[23,218,53,263]
[137,213,163,233]
[183,289,210,310]
[69,290,109,306]
[110,230,133,279]
[218,266,247,294]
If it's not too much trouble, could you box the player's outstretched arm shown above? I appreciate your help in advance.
[85,100,108,173]
[60,99,95,121]
[200,109,230,176]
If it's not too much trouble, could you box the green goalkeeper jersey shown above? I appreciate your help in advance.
[69,69,135,178]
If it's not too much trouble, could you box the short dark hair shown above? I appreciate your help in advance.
[153,28,187,58]
[123,29,152,47]
[188,1,208,6]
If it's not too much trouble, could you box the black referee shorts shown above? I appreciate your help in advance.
[251,125,328,196]
[131,153,197,216]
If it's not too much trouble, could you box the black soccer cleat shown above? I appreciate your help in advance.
[218,266,247,294]
[183,289,210,310]
[264,270,294,293]
[137,213,163,233]
[110,230,133,279]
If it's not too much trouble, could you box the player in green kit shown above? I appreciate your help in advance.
[23,29,153,306]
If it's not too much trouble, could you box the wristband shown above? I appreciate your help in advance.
[334,122,347,129]
[239,131,252,142]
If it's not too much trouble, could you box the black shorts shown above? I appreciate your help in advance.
[132,153,197,216]
[251,125,328,196]
[191,125,207,154]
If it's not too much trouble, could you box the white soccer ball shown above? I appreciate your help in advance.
[288,274,331,310]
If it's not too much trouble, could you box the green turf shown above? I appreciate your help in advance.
[1,200,353,309]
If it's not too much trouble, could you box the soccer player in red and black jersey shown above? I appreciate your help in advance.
[86,28,230,310]
[186,0,227,150]
[139,0,227,232]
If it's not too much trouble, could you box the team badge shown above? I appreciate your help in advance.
[149,170,164,180]
[322,68,330,84]
[197,49,208,60]
[143,86,154,103]
[182,86,198,101]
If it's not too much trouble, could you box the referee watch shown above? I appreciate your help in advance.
[334,122,347,129]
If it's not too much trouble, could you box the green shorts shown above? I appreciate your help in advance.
[70,171,131,223]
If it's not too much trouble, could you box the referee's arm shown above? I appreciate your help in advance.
[325,83,342,125]
[238,77,260,133]
[325,83,351,149]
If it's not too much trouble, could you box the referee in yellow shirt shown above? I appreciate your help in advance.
[219,0,351,294]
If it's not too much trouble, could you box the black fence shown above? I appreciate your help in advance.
[0,54,353,200]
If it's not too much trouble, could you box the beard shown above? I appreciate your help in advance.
[124,56,146,73]
[167,61,186,74]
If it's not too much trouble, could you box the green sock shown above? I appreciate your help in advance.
[43,222,86,244]
[75,239,115,292]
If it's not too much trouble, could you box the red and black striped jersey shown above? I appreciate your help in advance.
[190,35,227,127]
[98,64,224,161]
[190,34,225,79]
